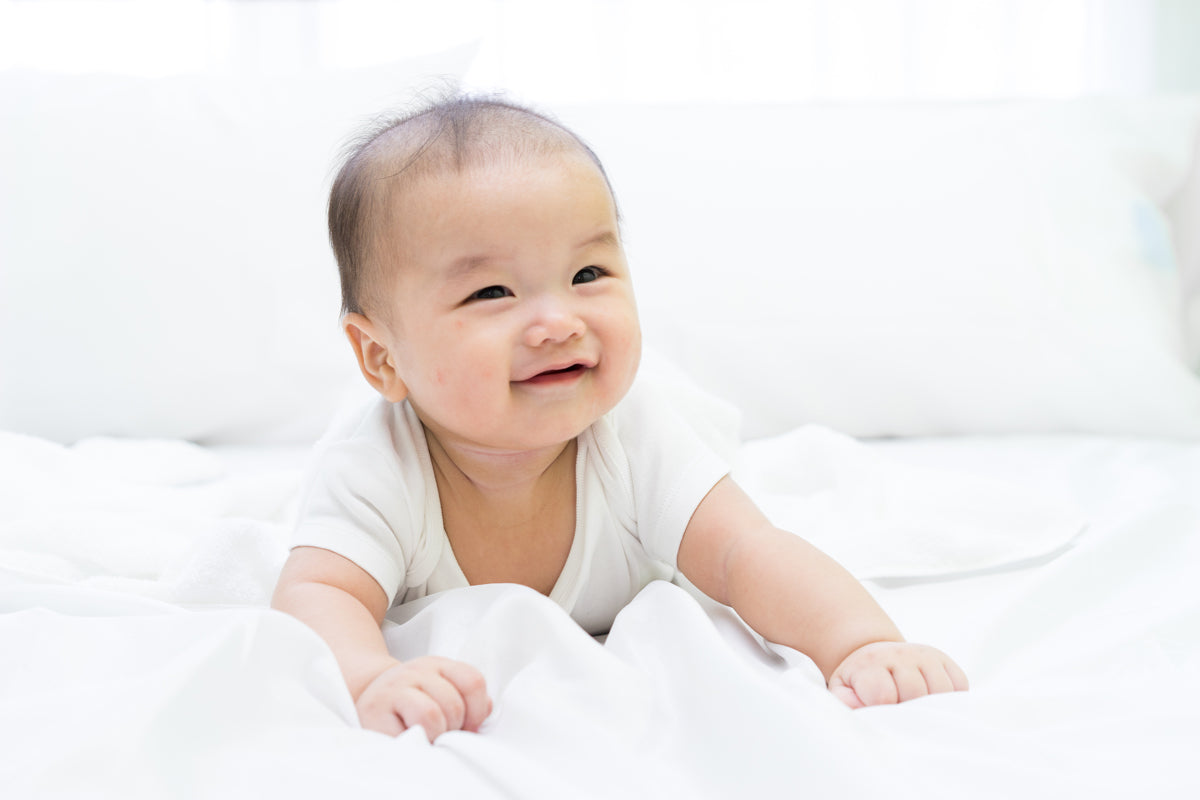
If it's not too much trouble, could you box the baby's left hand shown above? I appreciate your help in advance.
[828,641,968,708]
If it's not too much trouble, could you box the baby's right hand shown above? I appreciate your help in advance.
[355,656,492,741]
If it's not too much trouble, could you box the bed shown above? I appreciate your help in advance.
[2,48,1199,799]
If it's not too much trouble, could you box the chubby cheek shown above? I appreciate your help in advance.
[606,306,642,375]
[471,362,507,388]
[438,339,508,401]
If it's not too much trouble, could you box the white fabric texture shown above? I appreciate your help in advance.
[292,379,729,634]
[733,426,1086,579]
[1,431,1197,798]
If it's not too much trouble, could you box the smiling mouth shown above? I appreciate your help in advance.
[540,364,585,377]
[521,363,589,384]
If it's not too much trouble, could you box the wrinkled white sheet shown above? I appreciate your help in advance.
[1,430,1198,798]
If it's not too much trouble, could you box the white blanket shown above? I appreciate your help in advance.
[1,430,1197,798]
[733,425,1085,578]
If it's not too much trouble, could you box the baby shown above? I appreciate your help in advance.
[272,95,968,741]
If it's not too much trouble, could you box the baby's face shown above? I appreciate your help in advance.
[374,152,641,454]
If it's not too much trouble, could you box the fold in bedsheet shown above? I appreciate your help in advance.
[0,582,902,799]
[734,425,1087,579]
[3,565,1197,799]
[0,432,298,603]
[0,426,1084,599]
[1,431,1197,798]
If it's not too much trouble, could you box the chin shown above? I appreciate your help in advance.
[512,413,602,452]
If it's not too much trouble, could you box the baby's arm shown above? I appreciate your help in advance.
[677,477,968,707]
[271,547,492,739]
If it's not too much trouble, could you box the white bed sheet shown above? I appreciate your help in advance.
[1,430,1197,799]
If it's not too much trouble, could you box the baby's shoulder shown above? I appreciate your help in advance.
[316,395,420,452]
[611,371,741,464]
[306,396,429,492]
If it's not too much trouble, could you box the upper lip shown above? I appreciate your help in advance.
[515,359,596,382]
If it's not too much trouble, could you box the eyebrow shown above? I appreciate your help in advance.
[445,254,492,281]
[444,229,619,280]
[579,229,619,250]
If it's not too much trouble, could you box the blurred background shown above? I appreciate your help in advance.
[2,0,1198,101]
[3,0,1200,445]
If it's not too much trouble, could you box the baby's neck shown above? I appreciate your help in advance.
[427,432,578,594]
[424,429,576,508]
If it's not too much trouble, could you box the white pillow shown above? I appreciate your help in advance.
[0,46,475,444]
[554,98,1200,438]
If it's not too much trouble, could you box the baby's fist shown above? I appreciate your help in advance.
[356,656,492,741]
[828,641,968,708]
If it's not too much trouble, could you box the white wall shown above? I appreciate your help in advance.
[1,0,1196,101]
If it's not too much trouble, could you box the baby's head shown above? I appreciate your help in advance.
[328,96,642,453]
[329,96,616,318]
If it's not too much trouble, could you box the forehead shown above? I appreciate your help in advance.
[382,160,615,305]
[384,151,618,243]
[429,150,609,200]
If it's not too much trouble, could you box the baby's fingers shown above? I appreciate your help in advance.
[921,662,957,696]
[356,657,492,741]
[432,658,493,733]
[356,680,430,737]
[830,666,897,708]
[829,642,969,708]
[829,680,865,709]
[357,693,407,737]
[394,687,452,742]
[891,664,930,703]
[946,656,969,692]
[927,655,970,695]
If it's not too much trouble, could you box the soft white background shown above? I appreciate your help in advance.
[2,0,1199,97]
[3,0,1200,444]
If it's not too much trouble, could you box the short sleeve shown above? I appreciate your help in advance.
[290,404,419,606]
[613,377,731,567]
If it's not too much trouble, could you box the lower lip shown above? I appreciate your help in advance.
[519,367,589,387]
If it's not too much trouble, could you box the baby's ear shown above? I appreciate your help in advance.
[343,313,409,403]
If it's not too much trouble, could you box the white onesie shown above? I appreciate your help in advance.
[292,379,729,634]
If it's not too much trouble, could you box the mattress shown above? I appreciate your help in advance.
[1,429,1196,798]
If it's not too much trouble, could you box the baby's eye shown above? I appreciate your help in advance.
[467,285,513,302]
[573,266,607,285]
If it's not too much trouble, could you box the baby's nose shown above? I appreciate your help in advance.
[524,297,586,346]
